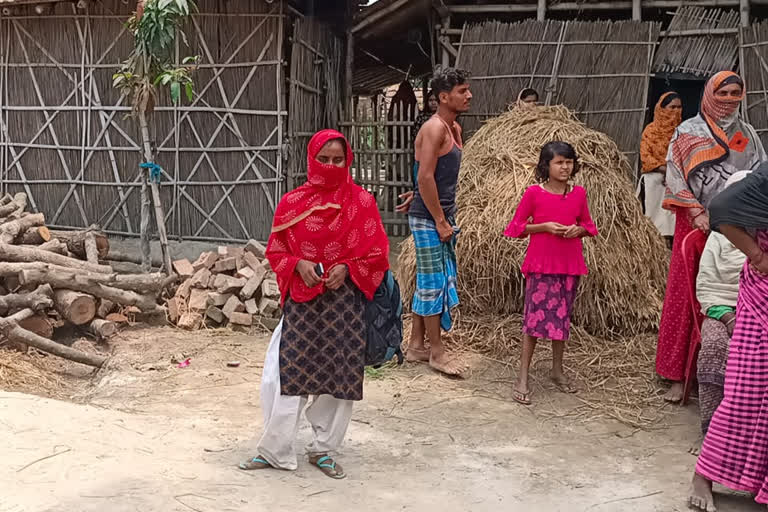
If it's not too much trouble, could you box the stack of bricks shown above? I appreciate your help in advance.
[166,240,282,331]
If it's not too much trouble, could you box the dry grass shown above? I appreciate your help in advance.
[399,105,668,339]
[430,314,666,428]
[0,349,69,399]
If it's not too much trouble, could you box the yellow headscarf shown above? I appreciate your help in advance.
[640,92,682,172]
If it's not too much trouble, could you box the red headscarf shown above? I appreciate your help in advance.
[266,129,390,305]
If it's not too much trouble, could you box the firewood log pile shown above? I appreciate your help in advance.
[0,193,175,368]
[166,240,282,331]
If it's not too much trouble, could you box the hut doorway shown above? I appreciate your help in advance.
[647,74,706,124]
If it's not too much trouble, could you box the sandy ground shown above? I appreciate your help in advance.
[1,326,763,512]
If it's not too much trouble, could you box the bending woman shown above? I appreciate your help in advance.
[657,71,766,402]
[695,171,749,434]
[689,161,768,511]
[239,129,389,479]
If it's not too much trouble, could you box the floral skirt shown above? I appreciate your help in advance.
[523,273,580,341]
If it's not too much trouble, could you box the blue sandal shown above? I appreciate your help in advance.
[239,456,271,470]
[312,455,346,479]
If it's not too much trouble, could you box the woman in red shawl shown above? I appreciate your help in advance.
[239,130,389,480]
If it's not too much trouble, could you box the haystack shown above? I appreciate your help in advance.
[398,106,668,343]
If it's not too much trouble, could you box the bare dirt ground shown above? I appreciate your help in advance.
[1,326,763,512]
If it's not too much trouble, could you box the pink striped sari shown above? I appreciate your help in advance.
[695,230,768,503]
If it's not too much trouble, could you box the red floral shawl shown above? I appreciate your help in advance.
[266,129,390,305]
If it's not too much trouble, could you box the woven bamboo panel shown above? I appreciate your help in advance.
[0,0,289,242]
[653,6,739,77]
[456,19,660,172]
[741,21,768,149]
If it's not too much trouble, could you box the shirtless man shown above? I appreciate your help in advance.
[404,68,471,377]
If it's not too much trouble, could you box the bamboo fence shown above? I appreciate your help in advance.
[286,15,344,190]
[653,6,740,77]
[0,0,297,242]
[741,21,768,147]
[342,92,415,236]
[455,20,660,176]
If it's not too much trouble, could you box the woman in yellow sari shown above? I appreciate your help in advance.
[639,92,682,239]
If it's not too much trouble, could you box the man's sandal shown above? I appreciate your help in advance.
[238,456,271,470]
[310,455,346,479]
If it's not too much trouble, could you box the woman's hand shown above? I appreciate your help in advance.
[691,210,710,233]
[295,259,322,288]
[325,264,348,290]
[562,225,586,239]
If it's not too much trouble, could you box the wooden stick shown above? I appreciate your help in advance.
[53,289,97,326]
[0,212,45,244]
[104,249,163,268]
[0,192,27,219]
[89,318,118,341]
[0,309,106,367]
[0,262,172,294]
[84,232,99,264]
[19,226,52,245]
[18,269,161,312]
[0,284,54,314]
[26,239,67,255]
[0,243,112,273]
[49,228,109,260]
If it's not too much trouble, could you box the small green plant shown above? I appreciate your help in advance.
[364,360,398,380]
[112,0,198,273]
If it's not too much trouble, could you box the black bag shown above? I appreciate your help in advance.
[365,270,404,368]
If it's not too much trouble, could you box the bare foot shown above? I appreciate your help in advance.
[663,381,684,403]
[429,351,468,377]
[405,347,430,363]
[689,473,716,511]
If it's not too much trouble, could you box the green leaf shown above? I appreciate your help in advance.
[182,55,197,65]
[170,81,181,104]
[185,82,194,102]
[158,0,173,9]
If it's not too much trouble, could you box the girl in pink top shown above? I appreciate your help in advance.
[504,141,598,405]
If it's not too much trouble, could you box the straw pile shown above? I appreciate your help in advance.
[0,349,66,398]
[398,106,669,345]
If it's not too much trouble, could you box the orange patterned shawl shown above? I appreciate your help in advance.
[663,71,748,210]
[640,92,681,173]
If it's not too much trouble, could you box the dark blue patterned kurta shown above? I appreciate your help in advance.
[279,279,366,401]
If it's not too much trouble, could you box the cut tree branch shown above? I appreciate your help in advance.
[0,309,106,367]
[0,243,113,273]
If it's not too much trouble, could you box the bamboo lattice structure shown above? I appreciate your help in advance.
[0,0,292,243]
[653,6,740,76]
[455,20,660,175]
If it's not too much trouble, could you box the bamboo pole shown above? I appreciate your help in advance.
[632,0,642,20]
[138,108,173,276]
[741,0,750,27]
[537,0,547,20]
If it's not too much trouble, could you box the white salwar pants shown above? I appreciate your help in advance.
[256,319,354,470]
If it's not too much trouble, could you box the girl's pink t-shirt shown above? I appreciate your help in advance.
[504,185,598,276]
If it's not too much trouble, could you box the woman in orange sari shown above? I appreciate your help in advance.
[639,92,682,241]
[656,71,766,403]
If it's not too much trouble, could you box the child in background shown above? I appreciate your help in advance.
[504,141,598,405]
